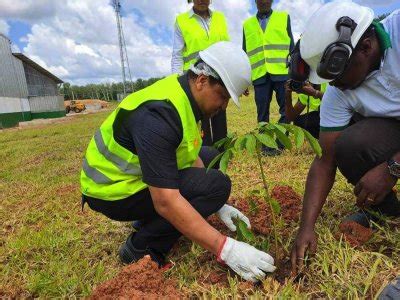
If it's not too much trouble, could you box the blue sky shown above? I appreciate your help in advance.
[0,0,398,84]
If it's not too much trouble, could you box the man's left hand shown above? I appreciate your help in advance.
[354,162,397,208]
[216,205,251,231]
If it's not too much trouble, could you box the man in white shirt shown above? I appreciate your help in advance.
[171,0,230,147]
[288,1,400,275]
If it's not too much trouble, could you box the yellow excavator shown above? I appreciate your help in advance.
[65,100,86,114]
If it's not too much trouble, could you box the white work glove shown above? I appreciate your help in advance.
[216,204,251,231]
[217,237,276,282]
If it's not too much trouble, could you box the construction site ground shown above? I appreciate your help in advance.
[1,92,399,298]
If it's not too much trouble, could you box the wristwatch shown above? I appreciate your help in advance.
[387,158,400,178]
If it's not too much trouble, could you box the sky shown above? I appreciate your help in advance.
[0,0,398,85]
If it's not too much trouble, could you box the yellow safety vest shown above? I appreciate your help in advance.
[243,11,290,81]
[80,75,202,201]
[297,83,327,113]
[177,11,229,71]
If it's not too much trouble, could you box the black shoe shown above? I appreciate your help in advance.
[379,276,400,300]
[342,210,379,228]
[119,233,166,266]
[131,220,143,231]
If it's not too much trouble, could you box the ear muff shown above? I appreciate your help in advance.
[317,16,357,80]
[288,40,310,83]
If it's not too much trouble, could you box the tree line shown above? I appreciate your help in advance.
[60,77,161,101]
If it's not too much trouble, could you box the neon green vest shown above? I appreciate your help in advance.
[177,11,229,71]
[297,83,327,113]
[243,11,290,81]
[80,75,202,201]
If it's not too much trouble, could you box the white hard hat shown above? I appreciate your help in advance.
[300,1,374,84]
[199,41,251,107]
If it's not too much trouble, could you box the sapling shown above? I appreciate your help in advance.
[208,122,322,258]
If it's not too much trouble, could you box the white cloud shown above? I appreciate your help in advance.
[0,0,57,21]
[355,0,398,6]
[0,19,9,35]
[274,0,325,41]
[3,0,398,85]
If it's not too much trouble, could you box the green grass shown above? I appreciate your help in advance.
[1,92,399,298]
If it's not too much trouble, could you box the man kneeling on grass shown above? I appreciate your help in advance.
[80,42,276,282]
[288,2,400,296]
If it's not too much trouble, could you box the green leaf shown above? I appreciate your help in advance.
[292,126,305,148]
[274,128,292,150]
[269,198,281,215]
[206,152,224,172]
[234,135,247,151]
[257,121,268,128]
[274,123,287,134]
[255,133,278,149]
[261,238,270,252]
[245,134,257,154]
[235,218,255,242]
[219,149,233,174]
[249,199,259,215]
[212,136,229,149]
[303,129,322,157]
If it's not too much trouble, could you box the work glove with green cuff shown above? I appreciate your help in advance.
[217,236,276,282]
[216,204,251,231]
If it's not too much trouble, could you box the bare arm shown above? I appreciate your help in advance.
[149,186,225,255]
[291,130,341,272]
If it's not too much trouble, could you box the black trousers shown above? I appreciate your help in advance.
[254,80,286,123]
[85,146,230,254]
[335,116,400,216]
[201,110,227,146]
[294,111,320,139]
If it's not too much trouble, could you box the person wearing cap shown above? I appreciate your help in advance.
[289,1,400,276]
[172,0,230,148]
[284,82,327,139]
[80,42,276,282]
[242,0,294,155]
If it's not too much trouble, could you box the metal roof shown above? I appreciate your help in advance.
[12,53,63,84]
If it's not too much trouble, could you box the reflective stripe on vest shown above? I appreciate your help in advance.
[243,12,290,81]
[177,11,229,71]
[297,83,327,113]
[81,75,202,201]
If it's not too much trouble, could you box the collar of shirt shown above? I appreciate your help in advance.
[257,9,273,20]
[188,7,212,19]
[178,73,203,122]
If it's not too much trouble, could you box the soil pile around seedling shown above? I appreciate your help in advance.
[231,185,302,235]
[337,221,373,247]
[89,256,182,299]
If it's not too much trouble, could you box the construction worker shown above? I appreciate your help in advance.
[284,82,327,139]
[172,0,230,147]
[81,42,276,282]
[289,2,400,284]
[242,0,294,155]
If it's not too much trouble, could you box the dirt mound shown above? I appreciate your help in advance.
[230,185,302,235]
[337,221,373,247]
[89,256,182,299]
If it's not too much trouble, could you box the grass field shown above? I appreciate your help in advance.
[1,92,399,298]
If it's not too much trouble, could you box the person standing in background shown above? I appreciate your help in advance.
[243,0,294,155]
[172,0,230,147]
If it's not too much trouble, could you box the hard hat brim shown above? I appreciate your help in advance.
[309,69,332,85]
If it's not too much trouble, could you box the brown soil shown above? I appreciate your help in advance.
[337,221,374,247]
[88,256,182,299]
[205,186,302,285]
[229,185,302,235]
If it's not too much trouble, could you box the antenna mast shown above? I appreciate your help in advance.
[113,0,133,96]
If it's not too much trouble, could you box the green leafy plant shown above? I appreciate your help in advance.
[208,122,322,257]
